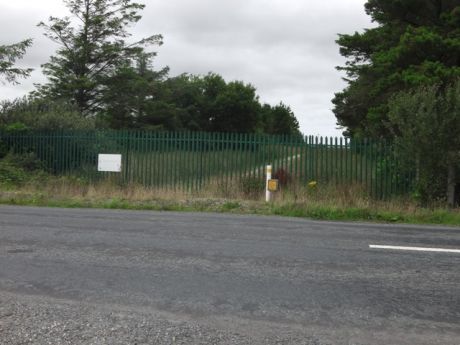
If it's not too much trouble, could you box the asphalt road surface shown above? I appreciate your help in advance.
[0,205,459,345]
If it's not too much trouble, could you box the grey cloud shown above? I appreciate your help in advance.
[0,0,372,136]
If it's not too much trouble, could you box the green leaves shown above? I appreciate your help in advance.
[387,80,460,202]
[0,97,95,130]
[37,0,162,116]
[0,39,33,84]
[334,0,460,137]
[99,63,300,135]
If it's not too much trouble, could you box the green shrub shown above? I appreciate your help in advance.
[222,201,240,211]
[0,140,8,159]
[11,152,45,171]
[0,161,26,186]
[0,153,48,187]
[388,80,460,204]
[0,97,95,130]
[240,176,264,198]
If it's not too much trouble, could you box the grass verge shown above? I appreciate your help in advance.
[0,177,459,226]
[0,154,459,226]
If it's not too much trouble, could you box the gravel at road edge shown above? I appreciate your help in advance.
[0,292,325,345]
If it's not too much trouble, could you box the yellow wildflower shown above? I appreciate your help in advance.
[308,181,317,188]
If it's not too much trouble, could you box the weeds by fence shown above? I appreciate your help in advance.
[0,130,414,198]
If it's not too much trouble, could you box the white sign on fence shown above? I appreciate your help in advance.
[98,154,122,172]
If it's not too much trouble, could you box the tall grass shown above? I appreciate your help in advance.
[1,173,458,226]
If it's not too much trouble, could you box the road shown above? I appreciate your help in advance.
[0,205,459,344]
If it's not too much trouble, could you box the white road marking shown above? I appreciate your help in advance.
[369,244,460,254]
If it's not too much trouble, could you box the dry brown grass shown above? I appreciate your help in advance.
[1,175,458,226]
[273,182,420,212]
[16,175,412,210]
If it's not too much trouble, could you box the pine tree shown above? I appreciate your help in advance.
[0,39,33,84]
[333,0,460,137]
[37,0,162,116]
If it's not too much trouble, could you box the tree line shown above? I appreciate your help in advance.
[0,0,300,136]
[334,0,460,205]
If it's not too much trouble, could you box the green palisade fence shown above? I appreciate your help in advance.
[0,130,414,198]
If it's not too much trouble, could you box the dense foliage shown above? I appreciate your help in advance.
[0,39,33,84]
[36,0,162,116]
[100,66,300,134]
[387,80,460,203]
[0,97,95,131]
[333,0,460,137]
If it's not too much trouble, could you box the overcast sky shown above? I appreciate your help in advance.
[0,0,373,136]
